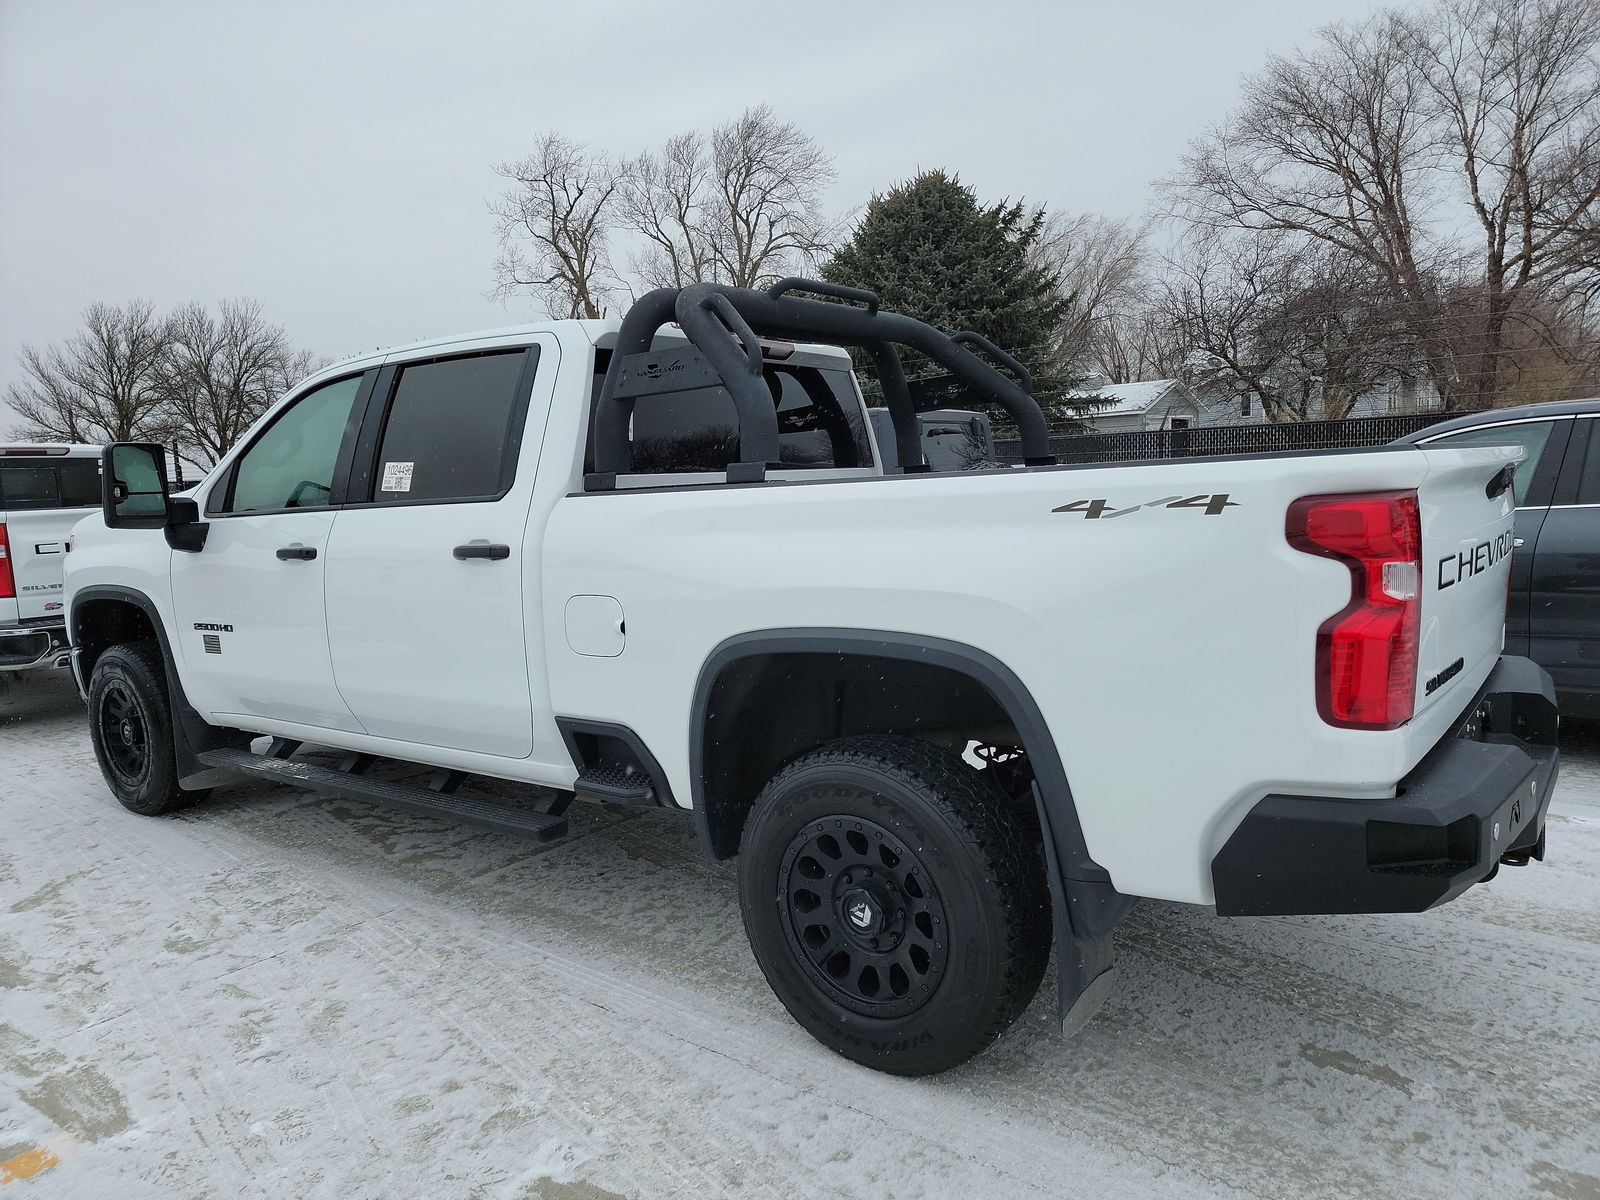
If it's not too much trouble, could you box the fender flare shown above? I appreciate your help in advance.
[70,584,244,785]
[688,628,1132,1024]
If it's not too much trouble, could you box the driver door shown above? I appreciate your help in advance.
[171,371,371,732]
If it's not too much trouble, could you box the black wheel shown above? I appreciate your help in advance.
[738,735,1050,1075]
[88,642,209,816]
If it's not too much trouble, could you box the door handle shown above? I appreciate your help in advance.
[453,542,511,561]
[1514,538,1526,548]
[276,545,317,561]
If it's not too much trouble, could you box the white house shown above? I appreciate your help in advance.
[1071,378,1205,433]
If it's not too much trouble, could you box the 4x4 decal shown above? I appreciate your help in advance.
[1053,494,1239,519]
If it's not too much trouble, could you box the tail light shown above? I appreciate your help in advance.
[0,524,13,599]
[1287,490,1421,730]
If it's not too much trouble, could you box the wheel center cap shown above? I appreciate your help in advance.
[121,721,134,743]
[841,889,881,935]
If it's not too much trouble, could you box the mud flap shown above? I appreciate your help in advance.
[1032,782,1130,1038]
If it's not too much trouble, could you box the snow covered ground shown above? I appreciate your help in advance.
[2,668,1598,1200]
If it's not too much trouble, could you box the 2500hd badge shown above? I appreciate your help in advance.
[1437,530,1515,590]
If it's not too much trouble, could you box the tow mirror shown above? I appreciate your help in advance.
[102,443,171,529]
[101,444,209,551]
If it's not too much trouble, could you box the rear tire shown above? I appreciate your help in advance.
[737,735,1050,1075]
[88,642,209,815]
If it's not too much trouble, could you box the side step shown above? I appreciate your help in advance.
[196,748,569,841]
[573,763,656,806]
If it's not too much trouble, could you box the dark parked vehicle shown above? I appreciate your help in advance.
[1397,399,1600,717]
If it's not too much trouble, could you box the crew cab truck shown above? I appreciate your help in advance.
[1,444,102,677]
[66,279,1560,1076]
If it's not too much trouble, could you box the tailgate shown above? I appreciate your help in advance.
[1412,443,1521,720]
[1,508,79,620]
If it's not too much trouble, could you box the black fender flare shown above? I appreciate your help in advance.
[70,585,244,786]
[688,628,1131,1025]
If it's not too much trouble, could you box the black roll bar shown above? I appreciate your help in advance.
[590,280,1056,488]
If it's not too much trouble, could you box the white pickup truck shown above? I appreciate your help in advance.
[64,279,1560,1075]
[1,443,102,676]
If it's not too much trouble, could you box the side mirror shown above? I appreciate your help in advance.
[102,443,171,529]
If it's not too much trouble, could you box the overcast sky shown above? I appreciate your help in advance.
[0,0,1390,434]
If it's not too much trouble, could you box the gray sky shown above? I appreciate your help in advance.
[0,0,1389,434]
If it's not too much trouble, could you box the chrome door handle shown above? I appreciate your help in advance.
[276,545,317,561]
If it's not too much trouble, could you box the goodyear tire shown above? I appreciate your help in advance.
[88,642,209,816]
[738,735,1050,1075]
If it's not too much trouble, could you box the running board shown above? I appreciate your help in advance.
[196,748,569,841]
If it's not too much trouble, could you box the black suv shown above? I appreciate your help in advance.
[1396,399,1600,718]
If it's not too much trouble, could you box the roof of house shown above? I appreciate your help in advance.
[1067,378,1184,416]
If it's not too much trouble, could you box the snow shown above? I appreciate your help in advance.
[1066,379,1179,416]
[3,670,1599,1199]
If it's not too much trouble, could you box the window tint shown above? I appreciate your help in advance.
[628,365,871,474]
[1,464,58,508]
[228,375,363,513]
[1578,420,1600,504]
[1427,420,1555,506]
[373,350,530,503]
[59,458,103,507]
[0,459,102,510]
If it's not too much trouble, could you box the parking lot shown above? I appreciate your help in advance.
[2,669,1598,1200]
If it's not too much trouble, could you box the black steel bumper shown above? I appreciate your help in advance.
[1212,656,1560,916]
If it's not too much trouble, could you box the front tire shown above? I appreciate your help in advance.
[738,735,1050,1075]
[88,642,209,815]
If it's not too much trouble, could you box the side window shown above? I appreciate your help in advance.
[227,375,364,513]
[58,459,103,507]
[1426,421,1555,506]
[627,365,872,474]
[372,349,531,503]
[1577,420,1600,505]
[0,464,60,508]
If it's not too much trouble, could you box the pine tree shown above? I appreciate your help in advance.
[823,170,1102,431]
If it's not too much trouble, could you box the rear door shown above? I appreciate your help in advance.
[1418,416,1573,656]
[1527,417,1600,715]
[171,372,371,731]
[0,453,103,619]
[323,340,551,757]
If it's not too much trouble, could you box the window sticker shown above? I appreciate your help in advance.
[381,461,414,493]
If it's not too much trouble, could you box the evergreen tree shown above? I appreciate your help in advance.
[823,170,1104,430]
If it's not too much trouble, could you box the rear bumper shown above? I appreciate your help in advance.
[1212,656,1559,916]
[0,621,70,673]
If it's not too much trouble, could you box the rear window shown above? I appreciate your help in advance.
[371,349,532,503]
[0,458,102,511]
[625,365,872,474]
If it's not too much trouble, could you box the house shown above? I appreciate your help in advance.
[1071,378,1205,433]
[1188,371,1446,427]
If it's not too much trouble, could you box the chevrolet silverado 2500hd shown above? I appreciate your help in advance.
[64,279,1560,1075]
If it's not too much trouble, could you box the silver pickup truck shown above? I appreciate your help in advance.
[1,444,102,675]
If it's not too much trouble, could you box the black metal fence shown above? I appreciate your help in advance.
[994,410,1464,465]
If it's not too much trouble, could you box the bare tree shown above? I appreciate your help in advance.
[1169,12,1466,401]
[1169,0,1600,409]
[155,299,320,465]
[618,106,837,291]
[5,300,170,443]
[618,132,717,289]
[709,106,836,287]
[1030,212,1150,373]
[1158,231,1417,420]
[1406,0,1600,406]
[1094,308,1188,384]
[491,133,620,318]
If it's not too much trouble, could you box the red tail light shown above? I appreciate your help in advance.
[1287,490,1421,730]
[0,524,13,600]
